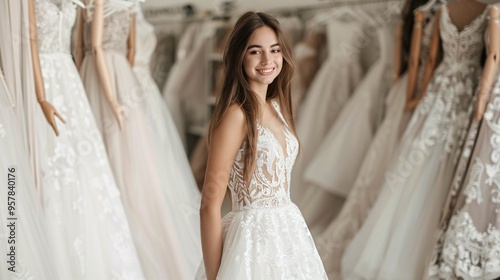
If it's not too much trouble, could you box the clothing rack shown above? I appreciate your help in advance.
[267,0,403,18]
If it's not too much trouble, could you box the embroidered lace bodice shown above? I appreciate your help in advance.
[84,9,131,55]
[440,5,487,65]
[228,101,299,211]
[35,0,76,54]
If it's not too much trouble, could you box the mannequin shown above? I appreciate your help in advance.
[28,0,66,136]
[75,0,131,130]
[393,23,403,83]
[405,10,425,103]
[77,1,202,278]
[26,0,145,278]
[426,6,500,278]
[341,1,488,278]
[406,0,488,110]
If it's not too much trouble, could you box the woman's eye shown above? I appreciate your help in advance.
[250,50,261,55]
[271,49,281,53]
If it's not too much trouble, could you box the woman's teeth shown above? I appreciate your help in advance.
[258,68,274,74]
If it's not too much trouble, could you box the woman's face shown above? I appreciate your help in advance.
[243,26,283,91]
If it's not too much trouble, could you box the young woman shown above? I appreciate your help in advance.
[196,11,327,280]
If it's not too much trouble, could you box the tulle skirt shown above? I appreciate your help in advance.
[81,51,201,279]
[35,53,144,279]
[195,203,328,280]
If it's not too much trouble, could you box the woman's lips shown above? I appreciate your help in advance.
[256,67,275,76]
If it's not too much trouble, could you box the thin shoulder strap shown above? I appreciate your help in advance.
[271,100,289,127]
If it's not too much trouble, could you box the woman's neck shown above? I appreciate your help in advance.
[251,84,268,105]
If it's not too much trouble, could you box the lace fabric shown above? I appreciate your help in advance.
[428,76,500,280]
[228,101,299,211]
[84,9,131,54]
[35,0,76,54]
[342,6,486,280]
[33,1,145,278]
[195,101,327,279]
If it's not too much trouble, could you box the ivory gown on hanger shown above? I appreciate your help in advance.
[133,6,202,278]
[0,69,57,280]
[195,101,328,280]
[427,23,500,280]
[298,25,395,235]
[316,15,435,279]
[291,19,364,202]
[80,5,200,279]
[342,6,488,280]
[32,0,144,278]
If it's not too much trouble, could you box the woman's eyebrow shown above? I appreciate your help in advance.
[247,43,280,49]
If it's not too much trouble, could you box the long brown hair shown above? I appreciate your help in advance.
[208,11,297,182]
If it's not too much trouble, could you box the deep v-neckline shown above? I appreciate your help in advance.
[442,4,488,35]
[258,101,290,160]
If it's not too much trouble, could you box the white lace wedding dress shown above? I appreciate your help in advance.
[195,100,327,280]
[427,33,500,280]
[34,0,144,278]
[342,6,488,280]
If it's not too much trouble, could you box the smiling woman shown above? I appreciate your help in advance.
[195,11,328,280]
[243,28,283,91]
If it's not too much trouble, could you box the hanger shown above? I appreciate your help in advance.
[313,5,372,25]
[415,0,446,14]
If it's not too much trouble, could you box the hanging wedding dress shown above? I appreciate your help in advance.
[291,19,364,202]
[342,6,488,280]
[0,68,56,280]
[80,4,200,279]
[427,27,500,280]
[162,21,224,147]
[194,100,328,280]
[316,16,435,279]
[133,6,202,278]
[298,25,395,234]
[33,0,144,278]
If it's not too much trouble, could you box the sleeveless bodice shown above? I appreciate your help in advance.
[228,101,299,211]
[440,6,487,65]
[84,10,131,55]
[134,17,156,72]
[326,20,360,63]
[35,0,76,54]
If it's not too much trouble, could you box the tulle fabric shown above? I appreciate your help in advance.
[133,13,203,275]
[0,71,57,280]
[195,204,327,280]
[37,53,144,279]
[316,74,410,279]
[291,20,364,203]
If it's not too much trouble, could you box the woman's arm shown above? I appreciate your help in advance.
[28,0,65,136]
[476,6,500,120]
[127,14,136,66]
[201,106,246,280]
[92,0,124,129]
